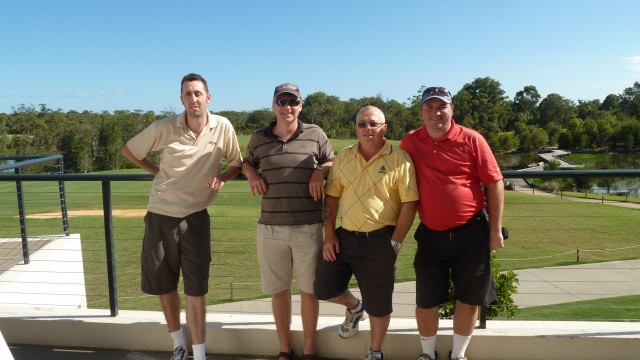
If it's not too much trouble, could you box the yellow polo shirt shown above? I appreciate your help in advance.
[325,142,418,232]
[126,111,242,218]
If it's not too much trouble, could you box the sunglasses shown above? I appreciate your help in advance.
[356,122,384,128]
[274,98,301,107]
[423,86,451,97]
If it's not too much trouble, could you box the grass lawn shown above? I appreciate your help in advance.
[499,294,640,322]
[551,190,640,204]
[1,168,639,318]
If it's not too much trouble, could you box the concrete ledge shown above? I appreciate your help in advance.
[1,306,638,360]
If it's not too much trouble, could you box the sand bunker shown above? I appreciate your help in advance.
[27,209,147,219]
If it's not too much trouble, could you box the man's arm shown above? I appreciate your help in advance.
[322,194,341,261]
[389,201,418,253]
[242,162,267,196]
[486,179,505,252]
[122,145,158,175]
[207,166,242,190]
[309,161,333,201]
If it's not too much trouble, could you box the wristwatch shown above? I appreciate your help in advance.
[390,239,403,251]
[314,163,324,171]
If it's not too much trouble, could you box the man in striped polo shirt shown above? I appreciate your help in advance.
[314,106,419,360]
[242,83,334,360]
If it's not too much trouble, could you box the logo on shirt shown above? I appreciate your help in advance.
[378,165,387,174]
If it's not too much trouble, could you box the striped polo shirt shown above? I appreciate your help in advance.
[244,120,335,225]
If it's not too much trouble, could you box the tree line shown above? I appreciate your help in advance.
[1,77,639,173]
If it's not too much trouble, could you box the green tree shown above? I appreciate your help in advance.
[536,93,576,129]
[619,81,640,118]
[518,125,548,152]
[600,94,620,112]
[300,92,348,138]
[512,85,541,127]
[575,99,601,120]
[454,77,510,136]
[245,109,274,133]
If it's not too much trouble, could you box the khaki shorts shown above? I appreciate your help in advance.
[257,223,323,294]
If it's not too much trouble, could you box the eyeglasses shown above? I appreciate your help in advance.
[274,98,301,107]
[423,86,451,97]
[356,122,384,128]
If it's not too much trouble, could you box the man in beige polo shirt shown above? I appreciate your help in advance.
[314,105,419,360]
[122,73,242,360]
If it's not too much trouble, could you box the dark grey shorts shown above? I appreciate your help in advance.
[141,209,211,296]
[413,214,496,308]
[314,226,396,317]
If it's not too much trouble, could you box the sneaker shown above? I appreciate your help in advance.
[170,345,188,360]
[418,352,438,360]
[338,301,368,338]
[363,350,383,360]
[449,351,466,360]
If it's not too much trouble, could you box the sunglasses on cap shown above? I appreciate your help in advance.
[274,98,302,107]
[424,86,451,96]
[356,122,384,128]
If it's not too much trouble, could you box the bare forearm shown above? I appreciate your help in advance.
[391,201,418,241]
[122,145,158,175]
[323,195,340,232]
[219,166,241,182]
[486,180,504,232]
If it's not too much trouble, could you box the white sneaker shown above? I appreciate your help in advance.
[363,350,383,360]
[418,352,438,360]
[170,345,188,360]
[338,301,368,338]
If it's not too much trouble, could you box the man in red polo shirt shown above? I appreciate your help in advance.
[400,86,505,360]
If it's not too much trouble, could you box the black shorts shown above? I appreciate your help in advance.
[314,226,396,317]
[141,209,211,296]
[413,212,496,308]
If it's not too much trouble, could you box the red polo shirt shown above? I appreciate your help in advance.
[400,120,503,231]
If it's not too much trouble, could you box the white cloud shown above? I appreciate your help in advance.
[622,55,640,73]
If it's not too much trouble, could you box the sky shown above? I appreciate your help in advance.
[2,0,639,115]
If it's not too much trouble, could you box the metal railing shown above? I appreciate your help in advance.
[0,166,639,323]
[0,155,69,264]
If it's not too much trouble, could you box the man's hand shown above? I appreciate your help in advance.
[242,163,268,196]
[489,229,504,253]
[248,176,268,196]
[322,231,340,262]
[207,175,225,190]
[309,169,326,201]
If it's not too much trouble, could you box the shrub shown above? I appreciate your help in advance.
[439,255,520,319]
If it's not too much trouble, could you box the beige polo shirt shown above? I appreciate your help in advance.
[126,111,242,218]
[325,142,419,232]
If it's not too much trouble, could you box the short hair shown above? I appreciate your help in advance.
[181,73,209,94]
[356,105,385,123]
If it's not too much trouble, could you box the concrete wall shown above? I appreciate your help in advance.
[1,307,638,360]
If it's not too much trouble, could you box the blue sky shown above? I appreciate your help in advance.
[2,0,639,114]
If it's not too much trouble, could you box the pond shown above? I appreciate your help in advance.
[495,152,640,169]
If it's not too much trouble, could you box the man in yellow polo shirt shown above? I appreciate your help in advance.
[314,106,419,360]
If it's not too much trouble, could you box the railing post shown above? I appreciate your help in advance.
[14,167,30,264]
[102,181,118,317]
[57,158,70,236]
[478,305,487,329]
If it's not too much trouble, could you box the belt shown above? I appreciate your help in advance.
[431,209,488,233]
[342,225,395,237]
